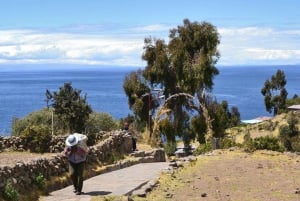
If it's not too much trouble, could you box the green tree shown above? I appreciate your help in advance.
[191,114,207,144]
[261,69,288,116]
[191,95,240,144]
[286,94,300,107]
[46,83,92,133]
[229,106,241,127]
[279,112,299,151]
[123,70,149,130]
[123,19,220,145]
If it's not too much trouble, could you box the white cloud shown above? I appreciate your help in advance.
[245,48,300,60]
[0,25,300,66]
[0,28,146,66]
[218,26,300,65]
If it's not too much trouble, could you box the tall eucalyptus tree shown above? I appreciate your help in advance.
[124,19,221,144]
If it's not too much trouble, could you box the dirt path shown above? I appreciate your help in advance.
[138,150,300,201]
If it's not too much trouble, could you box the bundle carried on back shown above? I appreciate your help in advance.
[65,133,88,152]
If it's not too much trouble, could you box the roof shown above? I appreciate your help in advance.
[288,105,300,110]
[241,119,263,124]
[241,116,272,124]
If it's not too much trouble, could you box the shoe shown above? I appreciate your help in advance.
[76,191,82,195]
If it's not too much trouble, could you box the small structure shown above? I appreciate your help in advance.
[288,105,300,111]
[241,116,272,124]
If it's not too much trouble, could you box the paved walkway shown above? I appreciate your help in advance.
[40,162,169,201]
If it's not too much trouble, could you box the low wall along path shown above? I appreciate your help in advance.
[0,131,166,201]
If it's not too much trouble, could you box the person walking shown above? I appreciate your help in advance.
[64,134,88,195]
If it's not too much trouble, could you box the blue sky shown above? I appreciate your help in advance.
[0,0,300,66]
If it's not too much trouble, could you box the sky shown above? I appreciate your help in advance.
[0,0,300,67]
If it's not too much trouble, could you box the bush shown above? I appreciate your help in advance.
[253,136,284,152]
[86,112,118,132]
[279,125,292,151]
[279,112,299,151]
[220,137,236,149]
[35,173,46,190]
[290,135,300,152]
[85,112,118,145]
[244,136,284,153]
[20,125,52,153]
[193,143,212,155]
[11,108,54,136]
[261,121,277,131]
[4,180,19,201]
[164,141,177,156]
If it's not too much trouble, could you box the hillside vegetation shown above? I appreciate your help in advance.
[221,111,300,154]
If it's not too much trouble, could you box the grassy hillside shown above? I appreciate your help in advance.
[227,113,295,143]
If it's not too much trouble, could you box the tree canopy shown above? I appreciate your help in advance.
[123,19,239,146]
[261,69,288,116]
[46,82,92,133]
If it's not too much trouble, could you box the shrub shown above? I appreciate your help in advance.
[11,108,54,136]
[279,112,299,151]
[290,135,300,152]
[85,112,118,145]
[87,112,118,132]
[193,143,212,155]
[104,151,125,164]
[253,136,284,152]
[244,136,284,153]
[164,141,177,156]
[4,180,19,201]
[262,121,277,131]
[243,139,256,153]
[220,137,236,149]
[35,173,46,190]
[279,125,292,151]
[242,130,255,152]
[20,125,52,153]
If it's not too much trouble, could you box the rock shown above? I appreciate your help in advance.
[201,192,207,197]
[165,193,173,198]
[142,179,158,192]
[176,161,184,167]
[186,155,197,162]
[134,188,147,197]
[257,163,263,169]
[169,162,177,167]
[129,150,145,157]
[146,148,166,162]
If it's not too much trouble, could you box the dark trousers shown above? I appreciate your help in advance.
[69,161,85,192]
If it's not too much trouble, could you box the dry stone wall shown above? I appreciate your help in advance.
[0,131,133,196]
[0,131,166,199]
[0,131,107,153]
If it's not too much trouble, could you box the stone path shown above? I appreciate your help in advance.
[40,162,169,201]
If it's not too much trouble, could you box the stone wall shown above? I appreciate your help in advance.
[0,131,133,197]
[0,131,166,200]
[0,135,25,152]
[0,131,107,153]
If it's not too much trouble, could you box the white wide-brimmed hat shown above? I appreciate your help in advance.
[66,134,79,147]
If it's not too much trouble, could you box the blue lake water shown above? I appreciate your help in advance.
[0,64,299,136]
[214,65,300,120]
